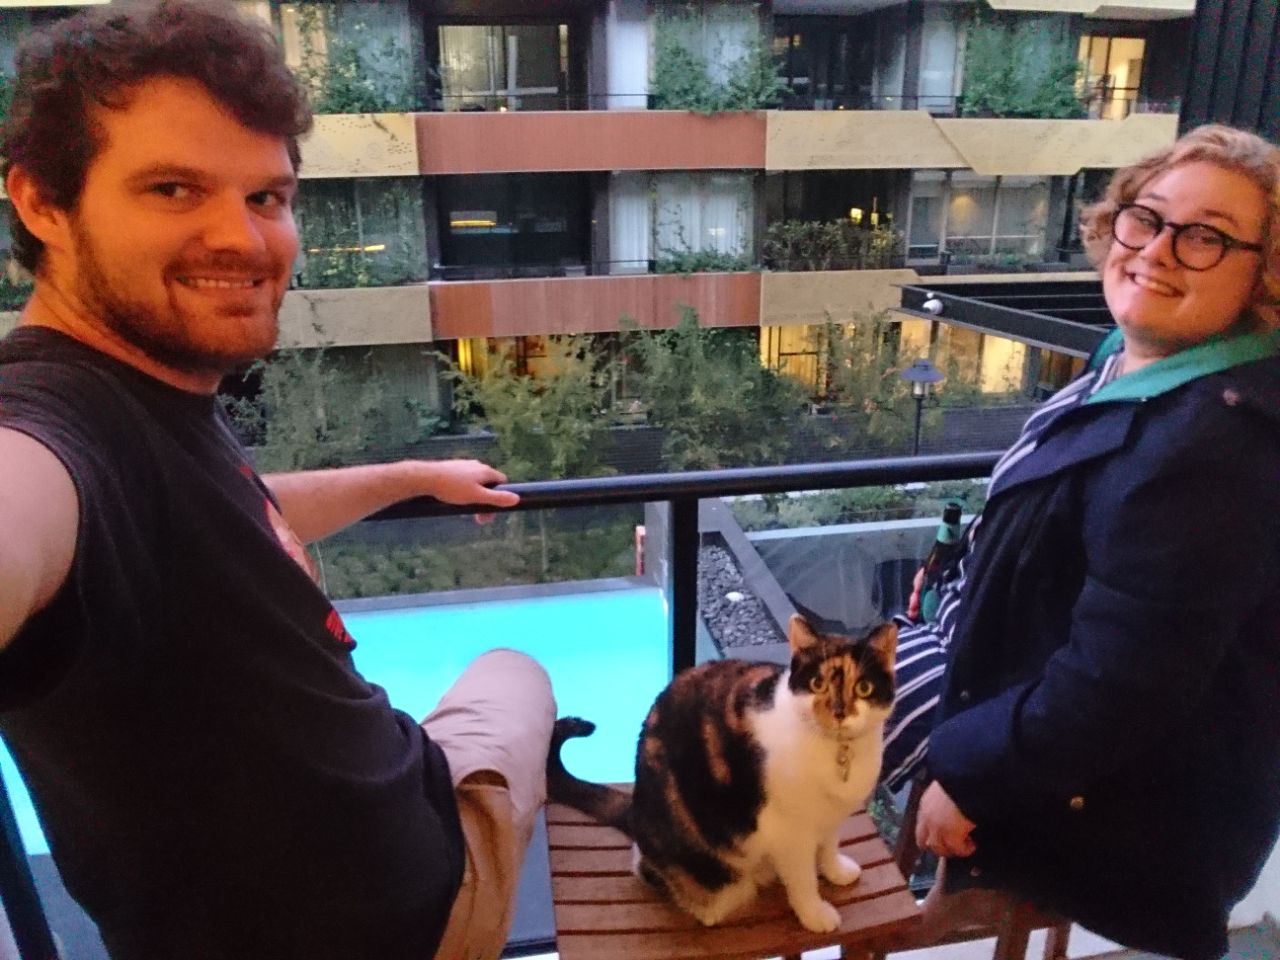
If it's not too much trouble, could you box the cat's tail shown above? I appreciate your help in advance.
[546,717,633,837]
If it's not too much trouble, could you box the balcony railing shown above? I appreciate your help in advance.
[307,88,1183,117]
[0,451,1001,955]
[776,90,1181,118]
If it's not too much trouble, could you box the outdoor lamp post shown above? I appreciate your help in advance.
[899,358,945,455]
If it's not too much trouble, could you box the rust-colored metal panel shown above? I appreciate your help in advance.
[416,111,766,175]
[430,273,762,340]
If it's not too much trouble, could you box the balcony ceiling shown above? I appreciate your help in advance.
[897,279,1111,358]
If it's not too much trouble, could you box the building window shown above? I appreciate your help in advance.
[437,173,591,279]
[609,172,755,274]
[279,1,425,112]
[1078,35,1145,120]
[907,172,1052,262]
[761,325,822,395]
[654,172,754,262]
[295,178,427,288]
[437,23,569,111]
[917,3,964,113]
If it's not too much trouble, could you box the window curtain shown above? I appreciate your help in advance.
[609,173,653,273]
[918,4,961,111]
[654,172,752,258]
[702,4,756,86]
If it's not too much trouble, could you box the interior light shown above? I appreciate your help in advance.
[848,207,864,224]
[450,219,499,228]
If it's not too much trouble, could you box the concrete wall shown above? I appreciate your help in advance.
[428,270,760,339]
[760,268,921,325]
[415,110,766,175]
[767,112,1179,175]
[935,114,1181,176]
[277,284,431,347]
[300,113,419,179]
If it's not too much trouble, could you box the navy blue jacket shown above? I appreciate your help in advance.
[929,331,1280,960]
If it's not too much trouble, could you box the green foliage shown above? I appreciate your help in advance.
[762,221,904,272]
[959,12,1085,119]
[317,512,640,599]
[219,336,445,472]
[0,272,33,312]
[728,479,988,532]
[655,249,755,274]
[933,348,1025,408]
[624,308,805,469]
[293,4,423,114]
[805,312,920,451]
[0,71,14,126]
[947,251,1042,273]
[651,5,785,114]
[296,179,427,289]
[442,335,615,483]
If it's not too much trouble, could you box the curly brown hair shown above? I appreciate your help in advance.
[0,0,313,273]
[1079,124,1280,326]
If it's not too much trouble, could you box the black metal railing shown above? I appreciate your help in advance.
[0,450,1001,952]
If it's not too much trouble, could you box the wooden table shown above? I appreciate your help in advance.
[546,800,922,960]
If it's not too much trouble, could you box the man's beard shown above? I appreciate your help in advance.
[72,223,283,378]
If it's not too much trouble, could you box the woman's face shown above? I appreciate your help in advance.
[1103,161,1269,363]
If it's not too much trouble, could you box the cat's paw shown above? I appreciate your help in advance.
[821,853,862,886]
[793,898,841,934]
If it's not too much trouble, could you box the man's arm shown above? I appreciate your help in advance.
[0,428,78,651]
[261,459,520,545]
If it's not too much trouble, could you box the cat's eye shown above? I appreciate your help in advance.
[854,680,874,698]
[809,676,829,694]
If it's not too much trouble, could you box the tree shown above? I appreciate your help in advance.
[625,307,805,469]
[808,311,920,452]
[441,334,616,573]
[219,331,444,473]
[959,10,1085,119]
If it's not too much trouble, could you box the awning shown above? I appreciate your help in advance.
[897,278,1114,358]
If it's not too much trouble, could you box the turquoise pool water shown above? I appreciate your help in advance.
[1,584,670,857]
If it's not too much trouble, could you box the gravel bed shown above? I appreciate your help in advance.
[698,543,784,650]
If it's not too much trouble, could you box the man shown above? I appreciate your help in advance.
[0,2,555,958]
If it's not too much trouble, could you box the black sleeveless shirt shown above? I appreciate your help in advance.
[0,326,462,960]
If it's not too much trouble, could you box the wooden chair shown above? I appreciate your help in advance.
[879,777,1072,960]
[544,787,921,960]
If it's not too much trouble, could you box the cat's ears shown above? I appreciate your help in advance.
[867,622,898,660]
[787,616,898,659]
[788,614,821,653]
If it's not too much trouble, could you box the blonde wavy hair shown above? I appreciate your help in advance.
[1080,124,1280,328]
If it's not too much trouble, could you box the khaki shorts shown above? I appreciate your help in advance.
[422,649,556,960]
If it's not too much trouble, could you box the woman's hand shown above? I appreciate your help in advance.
[916,781,977,858]
[906,566,926,621]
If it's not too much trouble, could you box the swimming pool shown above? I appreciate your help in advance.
[1,583,671,857]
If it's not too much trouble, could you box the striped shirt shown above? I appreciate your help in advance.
[880,350,1126,791]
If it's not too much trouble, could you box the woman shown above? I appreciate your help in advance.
[881,124,1280,960]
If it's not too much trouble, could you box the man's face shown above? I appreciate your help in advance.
[62,75,299,378]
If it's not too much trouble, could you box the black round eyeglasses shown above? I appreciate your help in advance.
[1112,203,1265,271]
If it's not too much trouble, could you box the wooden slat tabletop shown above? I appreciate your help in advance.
[546,796,921,960]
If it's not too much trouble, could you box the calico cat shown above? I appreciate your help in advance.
[546,614,896,933]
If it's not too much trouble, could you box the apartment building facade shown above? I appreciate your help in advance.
[0,0,1196,419]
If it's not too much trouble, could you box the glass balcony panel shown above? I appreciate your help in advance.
[715,479,988,653]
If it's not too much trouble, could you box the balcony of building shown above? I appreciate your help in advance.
[5,453,1280,960]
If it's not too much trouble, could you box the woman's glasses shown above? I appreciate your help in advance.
[1112,203,1265,271]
